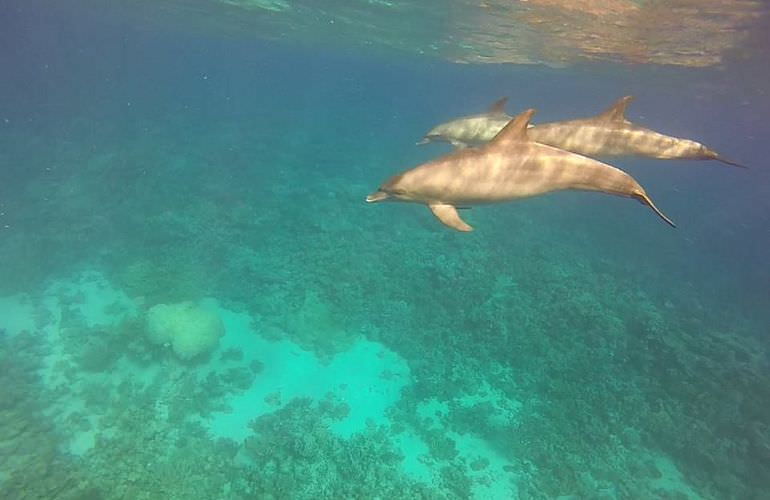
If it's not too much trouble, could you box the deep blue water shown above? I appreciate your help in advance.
[1,1,769,499]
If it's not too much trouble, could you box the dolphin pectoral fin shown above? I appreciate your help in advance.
[634,191,676,228]
[450,140,469,150]
[598,96,634,123]
[429,204,473,232]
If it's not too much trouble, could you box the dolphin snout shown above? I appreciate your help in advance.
[416,137,431,146]
[366,190,390,203]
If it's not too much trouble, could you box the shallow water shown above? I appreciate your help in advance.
[1,1,769,499]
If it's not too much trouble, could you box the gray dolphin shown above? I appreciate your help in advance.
[419,96,745,168]
[368,109,675,232]
[416,97,511,149]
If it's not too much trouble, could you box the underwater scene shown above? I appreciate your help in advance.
[1,1,769,499]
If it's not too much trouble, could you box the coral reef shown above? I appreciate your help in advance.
[243,397,438,499]
[274,288,358,360]
[0,332,97,500]
[146,301,225,361]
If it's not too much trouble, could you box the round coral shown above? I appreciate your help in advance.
[146,302,225,360]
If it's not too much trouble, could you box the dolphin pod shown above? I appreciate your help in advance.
[367,109,675,232]
[418,96,746,169]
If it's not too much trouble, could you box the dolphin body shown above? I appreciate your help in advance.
[416,97,512,149]
[419,96,745,168]
[368,109,675,232]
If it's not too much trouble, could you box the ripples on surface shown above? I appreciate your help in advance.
[121,0,768,67]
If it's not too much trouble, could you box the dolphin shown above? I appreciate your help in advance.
[416,97,511,149]
[418,96,746,168]
[368,109,675,232]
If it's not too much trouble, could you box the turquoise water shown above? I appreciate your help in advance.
[1,1,769,499]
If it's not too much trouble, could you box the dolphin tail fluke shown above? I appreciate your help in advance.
[635,191,676,228]
[715,156,748,169]
[703,148,747,169]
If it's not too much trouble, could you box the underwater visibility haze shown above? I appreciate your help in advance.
[1,0,770,498]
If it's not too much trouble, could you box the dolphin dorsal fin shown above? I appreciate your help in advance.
[597,95,634,122]
[488,97,509,115]
[487,109,535,148]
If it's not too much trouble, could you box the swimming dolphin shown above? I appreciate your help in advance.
[368,109,675,232]
[416,97,511,149]
[418,96,746,168]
